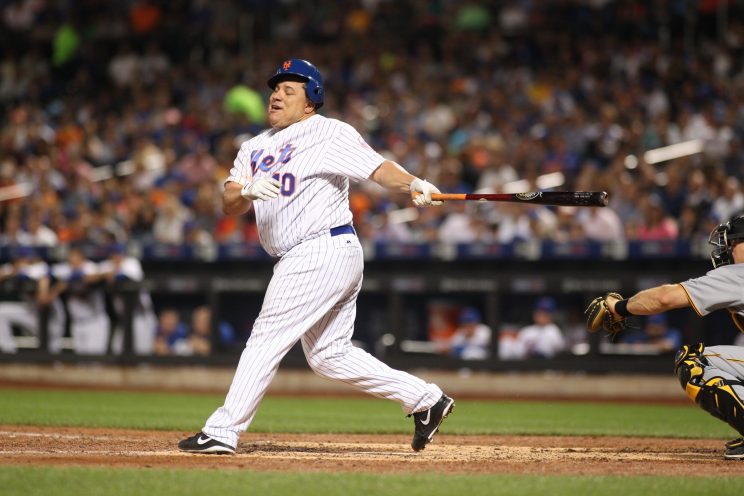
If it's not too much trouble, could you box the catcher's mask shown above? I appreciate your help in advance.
[709,214,744,268]
[267,58,324,108]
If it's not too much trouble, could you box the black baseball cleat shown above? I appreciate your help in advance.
[410,394,455,452]
[178,432,235,454]
[724,437,744,460]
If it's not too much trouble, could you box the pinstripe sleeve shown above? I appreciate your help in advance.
[225,141,255,187]
[324,122,385,182]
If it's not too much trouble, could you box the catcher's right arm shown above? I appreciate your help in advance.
[584,292,627,336]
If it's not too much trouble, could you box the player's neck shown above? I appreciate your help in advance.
[272,112,317,132]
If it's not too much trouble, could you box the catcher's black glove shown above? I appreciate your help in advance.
[584,292,626,337]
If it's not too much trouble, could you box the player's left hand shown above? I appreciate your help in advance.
[585,292,627,337]
[410,178,443,206]
[241,177,281,201]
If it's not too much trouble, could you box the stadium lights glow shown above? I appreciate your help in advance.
[501,179,530,194]
[536,172,565,190]
[624,154,639,169]
[501,171,565,194]
[115,160,136,176]
[643,139,704,165]
[0,182,32,202]
[90,158,165,182]
[89,165,114,182]
[388,207,419,224]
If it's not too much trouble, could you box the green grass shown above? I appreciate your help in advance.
[0,387,735,439]
[1,387,742,495]
[0,467,742,496]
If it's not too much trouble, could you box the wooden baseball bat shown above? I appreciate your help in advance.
[415,191,609,207]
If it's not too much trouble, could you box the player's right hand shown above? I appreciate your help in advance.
[241,177,281,201]
[410,178,443,206]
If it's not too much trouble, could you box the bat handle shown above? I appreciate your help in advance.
[411,191,454,201]
[431,193,464,201]
[411,192,461,201]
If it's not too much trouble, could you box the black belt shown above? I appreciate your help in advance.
[330,225,356,236]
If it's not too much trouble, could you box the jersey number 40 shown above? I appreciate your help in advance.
[271,173,296,196]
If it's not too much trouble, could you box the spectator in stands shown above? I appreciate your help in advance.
[656,168,687,219]
[712,177,744,223]
[52,246,110,355]
[550,207,584,243]
[497,324,524,361]
[25,210,58,247]
[445,307,492,361]
[437,203,494,244]
[0,212,31,247]
[154,308,190,356]
[152,193,191,244]
[492,203,533,243]
[0,247,66,354]
[677,203,706,240]
[2,0,744,255]
[608,173,643,231]
[108,43,139,88]
[175,140,217,186]
[576,205,625,243]
[635,194,679,241]
[516,297,566,359]
[100,243,157,355]
[188,305,212,356]
[622,313,683,354]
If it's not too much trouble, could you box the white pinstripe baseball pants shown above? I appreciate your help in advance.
[203,230,443,447]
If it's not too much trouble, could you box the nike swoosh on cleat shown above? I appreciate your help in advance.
[197,435,211,445]
[420,409,432,426]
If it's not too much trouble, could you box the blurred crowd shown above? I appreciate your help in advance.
[0,242,236,355]
[2,0,744,254]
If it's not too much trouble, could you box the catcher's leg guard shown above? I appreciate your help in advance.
[695,377,744,437]
[674,344,744,437]
[674,343,707,400]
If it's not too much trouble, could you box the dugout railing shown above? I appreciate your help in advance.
[0,239,734,374]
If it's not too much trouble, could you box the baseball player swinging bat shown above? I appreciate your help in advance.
[414,191,608,207]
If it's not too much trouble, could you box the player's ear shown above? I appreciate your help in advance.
[304,98,315,114]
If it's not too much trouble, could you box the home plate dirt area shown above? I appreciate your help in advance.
[1,425,742,476]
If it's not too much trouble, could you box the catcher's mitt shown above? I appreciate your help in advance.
[584,292,626,336]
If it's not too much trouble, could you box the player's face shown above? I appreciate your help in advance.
[268,81,314,130]
[732,241,744,264]
[68,250,84,268]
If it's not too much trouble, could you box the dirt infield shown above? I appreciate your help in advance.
[2,425,741,476]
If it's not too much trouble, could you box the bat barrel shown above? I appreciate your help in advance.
[428,191,609,207]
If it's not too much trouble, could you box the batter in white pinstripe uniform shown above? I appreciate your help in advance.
[179,59,454,454]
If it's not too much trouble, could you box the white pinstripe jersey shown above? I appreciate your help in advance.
[226,114,385,257]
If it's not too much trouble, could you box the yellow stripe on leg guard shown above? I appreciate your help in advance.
[677,359,705,394]
[685,383,701,401]
[718,384,744,411]
[695,378,744,437]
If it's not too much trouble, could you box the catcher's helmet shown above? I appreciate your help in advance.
[708,214,744,268]
[267,58,324,108]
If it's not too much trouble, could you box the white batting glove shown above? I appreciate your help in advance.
[410,178,443,206]
[241,177,281,201]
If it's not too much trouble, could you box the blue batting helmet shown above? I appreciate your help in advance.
[267,58,324,108]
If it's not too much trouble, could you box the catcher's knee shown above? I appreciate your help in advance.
[695,378,744,436]
[673,343,707,400]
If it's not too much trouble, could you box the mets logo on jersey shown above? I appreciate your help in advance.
[250,143,296,174]
[283,60,292,71]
